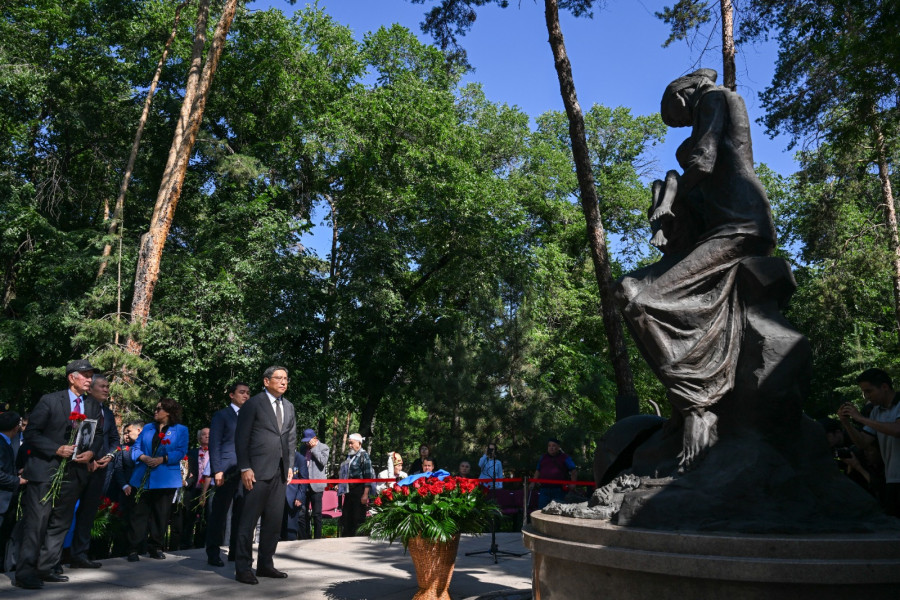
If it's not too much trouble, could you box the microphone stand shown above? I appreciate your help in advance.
[464,453,528,564]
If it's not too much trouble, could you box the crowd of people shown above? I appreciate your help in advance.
[12,358,895,589]
[0,359,586,589]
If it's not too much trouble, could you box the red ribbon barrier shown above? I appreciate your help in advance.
[287,476,596,487]
[529,478,595,486]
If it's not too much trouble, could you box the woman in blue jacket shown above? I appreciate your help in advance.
[126,397,188,561]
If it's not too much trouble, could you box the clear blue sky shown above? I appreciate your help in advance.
[249,0,795,255]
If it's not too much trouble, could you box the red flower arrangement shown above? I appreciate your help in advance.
[360,474,498,548]
[41,410,89,505]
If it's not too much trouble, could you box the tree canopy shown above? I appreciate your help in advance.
[1,0,898,475]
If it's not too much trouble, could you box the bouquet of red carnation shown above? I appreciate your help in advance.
[360,473,499,548]
[41,411,87,505]
[135,432,171,501]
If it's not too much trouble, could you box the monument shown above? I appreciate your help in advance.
[523,69,900,598]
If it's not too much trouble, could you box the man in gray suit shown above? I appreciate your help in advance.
[297,428,329,539]
[234,366,296,584]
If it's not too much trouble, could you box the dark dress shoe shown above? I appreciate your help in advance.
[235,570,258,585]
[147,550,166,560]
[207,556,225,567]
[256,567,288,579]
[13,576,44,589]
[51,564,64,575]
[39,573,69,583]
[70,557,102,568]
[126,553,140,562]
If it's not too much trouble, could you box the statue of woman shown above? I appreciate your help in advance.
[616,69,776,471]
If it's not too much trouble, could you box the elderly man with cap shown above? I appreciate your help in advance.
[532,438,578,509]
[339,433,376,537]
[14,359,104,590]
[297,428,329,539]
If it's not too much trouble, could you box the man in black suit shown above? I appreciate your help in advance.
[109,421,142,556]
[205,381,249,566]
[0,411,25,535]
[0,411,24,570]
[281,449,309,540]
[69,374,120,568]
[233,367,296,584]
[15,359,104,590]
[175,427,210,549]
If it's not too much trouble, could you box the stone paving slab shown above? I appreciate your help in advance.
[1,533,533,600]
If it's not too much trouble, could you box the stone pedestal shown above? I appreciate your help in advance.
[523,511,900,600]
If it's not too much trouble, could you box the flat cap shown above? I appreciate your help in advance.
[65,359,96,375]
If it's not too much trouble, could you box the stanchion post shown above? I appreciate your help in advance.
[522,476,528,529]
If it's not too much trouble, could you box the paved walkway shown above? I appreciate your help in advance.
[1,533,533,599]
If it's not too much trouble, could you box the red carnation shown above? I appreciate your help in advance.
[443,479,456,491]
[373,497,382,506]
[161,439,171,446]
[383,489,394,501]
[158,432,165,439]
[417,486,430,497]
[401,486,410,496]
[392,483,402,493]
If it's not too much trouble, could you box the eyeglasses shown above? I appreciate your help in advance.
[268,375,289,382]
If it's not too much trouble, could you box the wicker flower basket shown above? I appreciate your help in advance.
[406,534,461,600]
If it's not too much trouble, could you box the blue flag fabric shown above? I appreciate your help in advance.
[397,469,451,487]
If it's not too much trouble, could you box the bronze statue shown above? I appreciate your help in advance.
[616,69,777,471]
[544,70,893,532]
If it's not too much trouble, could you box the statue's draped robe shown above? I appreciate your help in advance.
[617,87,776,414]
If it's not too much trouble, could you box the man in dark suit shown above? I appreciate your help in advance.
[206,381,249,566]
[0,411,25,535]
[281,449,308,540]
[0,411,24,570]
[233,367,296,584]
[15,359,104,590]
[109,421,142,556]
[69,374,120,568]
[174,427,210,549]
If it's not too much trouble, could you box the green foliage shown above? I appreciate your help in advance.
[767,144,900,416]
[655,0,713,48]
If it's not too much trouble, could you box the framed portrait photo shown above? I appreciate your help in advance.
[74,418,98,455]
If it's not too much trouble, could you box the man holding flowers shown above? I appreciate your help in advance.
[15,359,104,590]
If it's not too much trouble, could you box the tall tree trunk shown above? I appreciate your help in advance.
[873,122,900,344]
[543,0,637,420]
[320,195,339,393]
[720,0,736,91]
[128,0,240,356]
[98,0,190,280]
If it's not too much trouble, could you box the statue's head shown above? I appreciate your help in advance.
[661,68,718,127]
